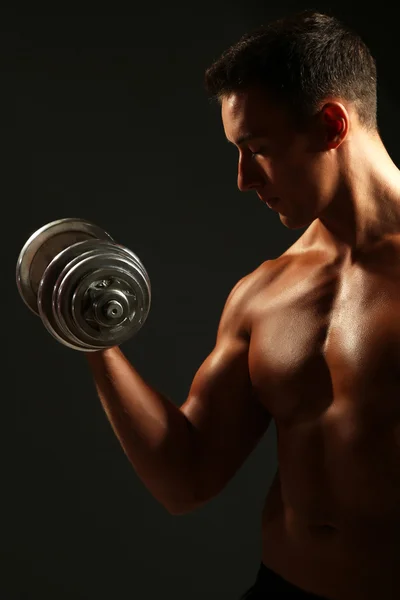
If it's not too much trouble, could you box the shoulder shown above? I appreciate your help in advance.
[230,260,276,298]
[218,260,280,338]
[221,228,318,334]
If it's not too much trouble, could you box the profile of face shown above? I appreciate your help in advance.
[221,87,345,230]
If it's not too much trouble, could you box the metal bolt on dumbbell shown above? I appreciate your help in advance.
[16,218,151,351]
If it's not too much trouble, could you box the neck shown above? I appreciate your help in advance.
[314,131,400,255]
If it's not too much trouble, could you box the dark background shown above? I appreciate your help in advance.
[4,3,400,599]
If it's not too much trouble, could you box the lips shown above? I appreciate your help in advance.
[266,197,280,208]
[257,192,280,208]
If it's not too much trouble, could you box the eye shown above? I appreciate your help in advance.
[249,146,268,158]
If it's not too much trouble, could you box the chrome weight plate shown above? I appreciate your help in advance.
[54,250,151,350]
[38,242,151,351]
[16,218,114,315]
[37,239,115,350]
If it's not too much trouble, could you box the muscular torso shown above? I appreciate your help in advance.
[250,224,400,599]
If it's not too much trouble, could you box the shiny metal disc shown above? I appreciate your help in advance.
[37,239,115,350]
[37,240,151,351]
[16,218,114,315]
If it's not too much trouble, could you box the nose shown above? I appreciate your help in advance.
[237,154,265,192]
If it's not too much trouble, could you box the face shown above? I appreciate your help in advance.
[221,87,341,230]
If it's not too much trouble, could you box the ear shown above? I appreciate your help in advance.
[320,102,349,149]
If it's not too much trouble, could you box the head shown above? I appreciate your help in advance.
[204,10,378,229]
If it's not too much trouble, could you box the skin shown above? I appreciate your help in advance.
[218,86,400,599]
[222,86,400,247]
[86,85,400,599]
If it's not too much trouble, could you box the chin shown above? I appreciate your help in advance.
[279,212,316,230]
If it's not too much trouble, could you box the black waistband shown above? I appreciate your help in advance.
[253,563,329,598]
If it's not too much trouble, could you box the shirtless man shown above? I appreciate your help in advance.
[86,10,400,600]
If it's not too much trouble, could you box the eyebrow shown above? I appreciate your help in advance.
[228,133,265,146]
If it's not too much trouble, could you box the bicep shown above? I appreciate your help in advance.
[180,335,272,503]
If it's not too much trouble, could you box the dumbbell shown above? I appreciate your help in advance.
[16,218,151,351]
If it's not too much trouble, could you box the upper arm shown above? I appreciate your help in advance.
[180,274,272,505]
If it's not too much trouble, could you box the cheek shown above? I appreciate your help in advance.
[270,155,330,213]
[264,140,325,191]
[282,153,325,191]
[272,158,315,190]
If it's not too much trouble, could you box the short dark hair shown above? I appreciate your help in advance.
[204,10,377,131]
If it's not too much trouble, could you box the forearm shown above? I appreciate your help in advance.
[85,346,198,514]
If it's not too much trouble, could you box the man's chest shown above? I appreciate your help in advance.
[248,247,400,422]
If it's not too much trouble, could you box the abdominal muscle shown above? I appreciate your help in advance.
[261,468,400,600]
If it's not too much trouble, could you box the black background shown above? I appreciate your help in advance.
[4,3,400,598]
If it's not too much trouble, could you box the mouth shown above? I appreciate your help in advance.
[265,197,280,209]
[257,192,280,209]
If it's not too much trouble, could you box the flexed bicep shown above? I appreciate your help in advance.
[180,278,272,505]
